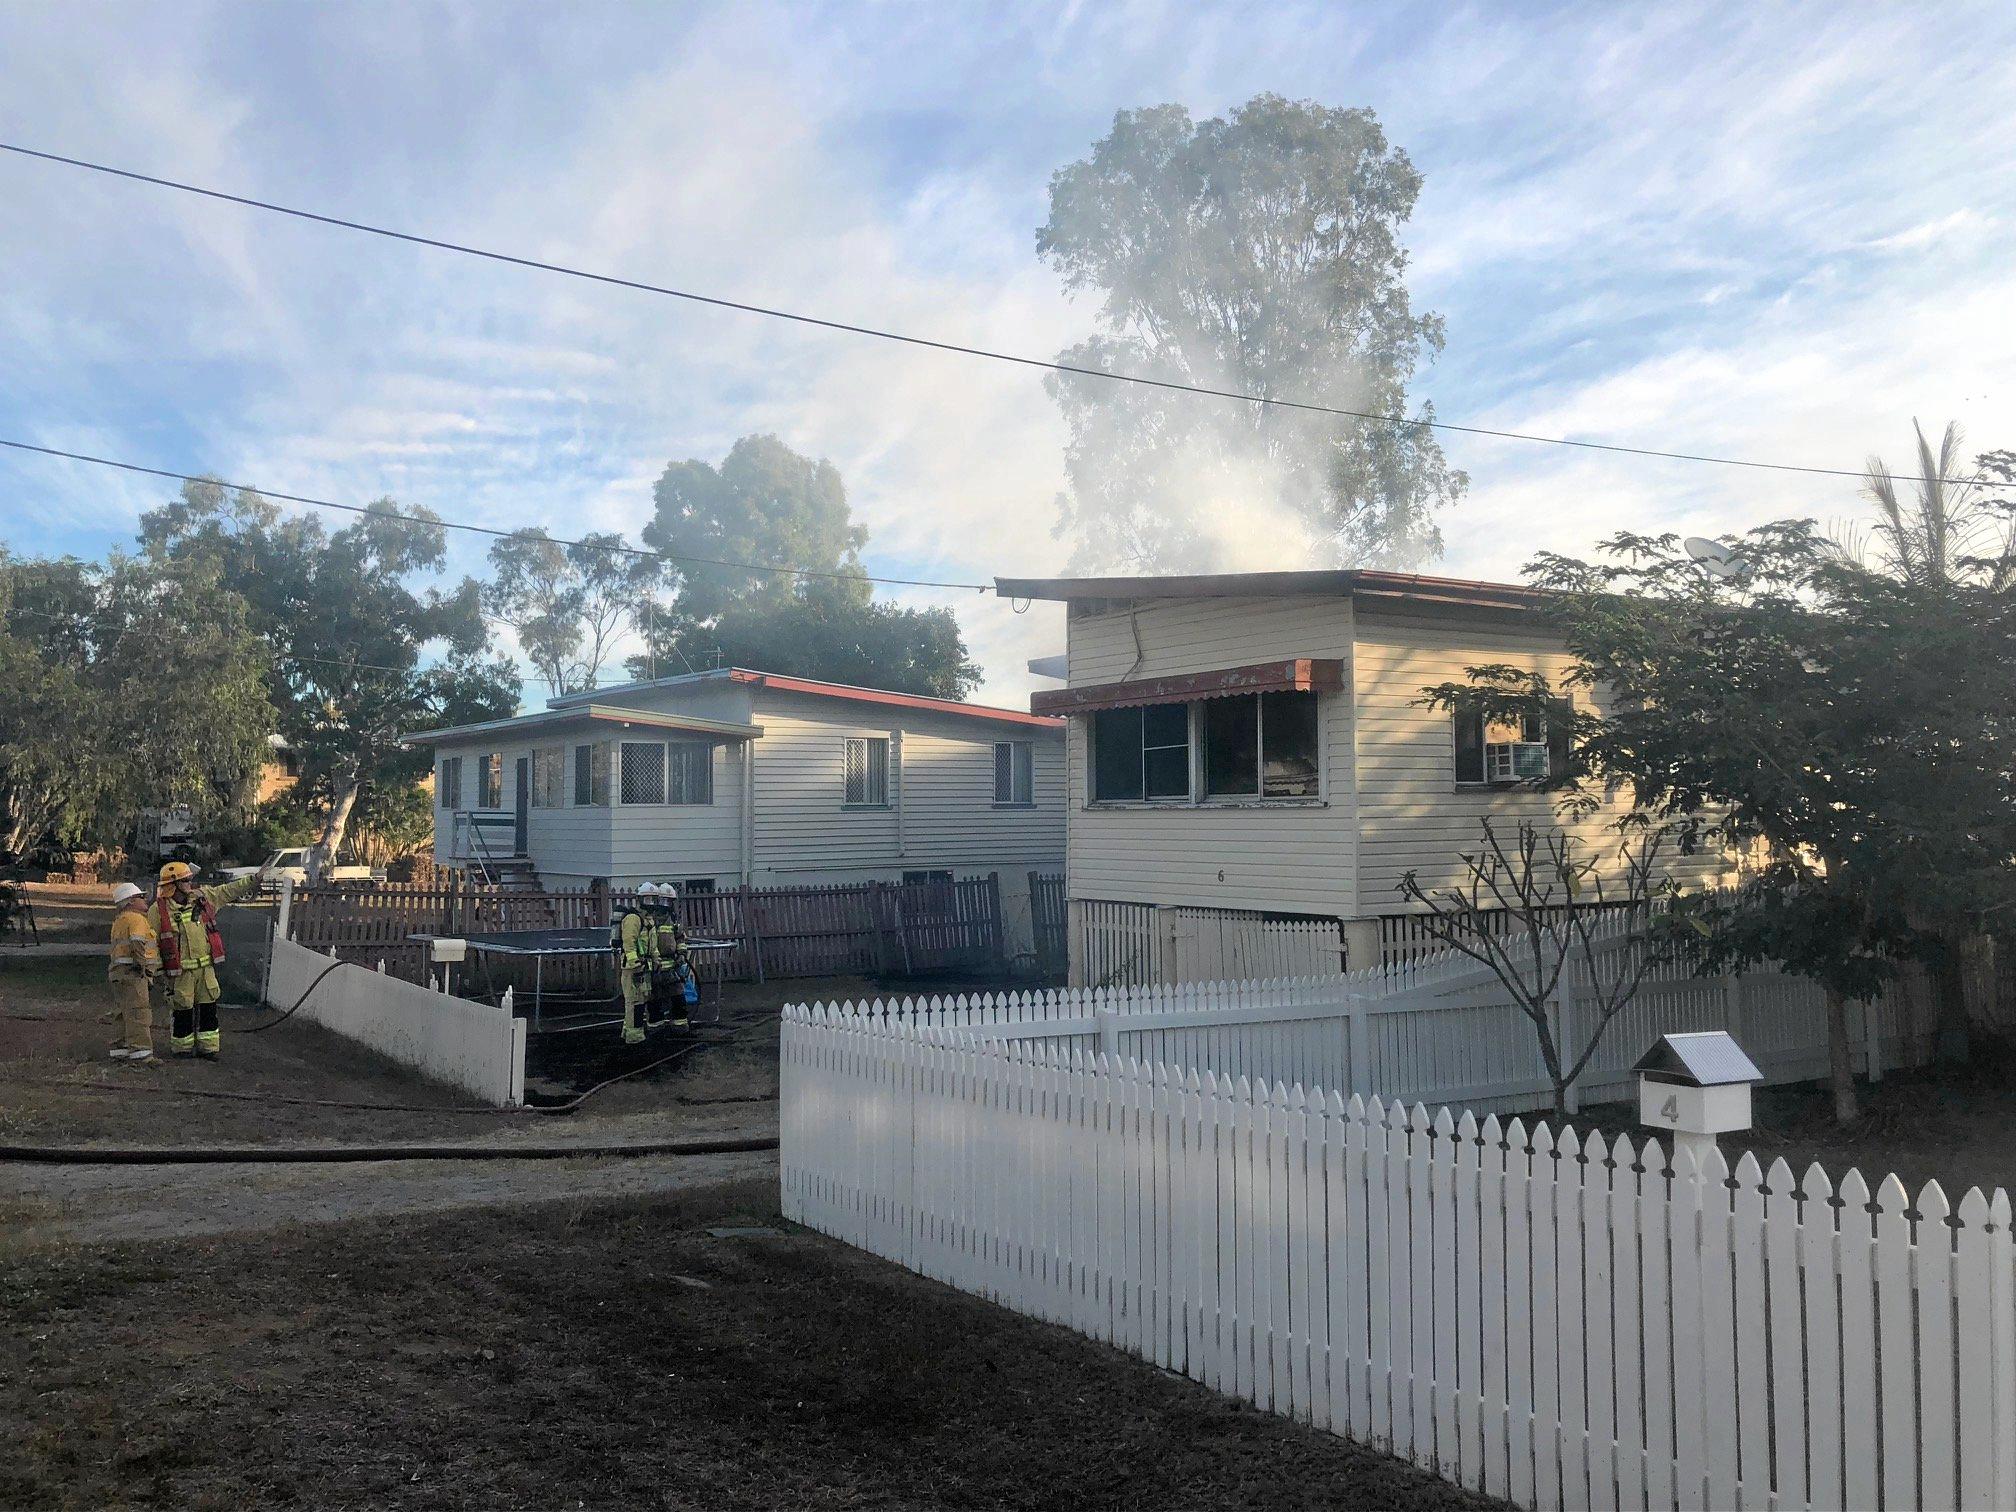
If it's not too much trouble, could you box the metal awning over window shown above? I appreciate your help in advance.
[1029,657,1344,716]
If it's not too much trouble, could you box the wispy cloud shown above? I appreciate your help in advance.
[2,0,2014,707]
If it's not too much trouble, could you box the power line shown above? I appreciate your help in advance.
[0,437,992,592]
[0,139,1983,489]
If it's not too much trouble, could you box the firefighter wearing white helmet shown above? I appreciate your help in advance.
[610,883,661,1046]
[105,881,160,1062]
[650,884,697,1028]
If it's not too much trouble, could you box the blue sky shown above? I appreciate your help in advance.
[4,1,2015,706]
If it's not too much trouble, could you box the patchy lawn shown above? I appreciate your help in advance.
[1,1179,1499,1512]
[1543,1033,2016,1199]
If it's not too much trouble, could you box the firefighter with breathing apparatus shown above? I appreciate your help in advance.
[154,860,264,1058]
[648,881,699,1028]
[611,882,661,1046]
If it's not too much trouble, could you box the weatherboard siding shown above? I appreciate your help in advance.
[749,689,1064,884]
[1062,595,1359,916]
[1349,609,1728,904]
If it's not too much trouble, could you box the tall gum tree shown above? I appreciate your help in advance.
[140,481,518,877]
[1038,94,1465,572]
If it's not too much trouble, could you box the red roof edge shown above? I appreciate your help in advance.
[1031,658,1345,716]
[728,670,1062,730]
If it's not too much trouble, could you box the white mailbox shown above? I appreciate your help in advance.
[428,936,469,965]
[1633,1031,1763,1167]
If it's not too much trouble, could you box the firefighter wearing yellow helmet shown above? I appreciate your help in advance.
[154,860,264,1058]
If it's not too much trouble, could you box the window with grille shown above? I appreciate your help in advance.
[573,742,610,807]
[530,747,563,808]
[480,753,503,809]
[993,741,1034,805]
[1454,703,1569,786]
[437,756,463,810]
[620,742,666,805]
[843,737,890,806]
[681,878,716,894]
[666,744,714,805]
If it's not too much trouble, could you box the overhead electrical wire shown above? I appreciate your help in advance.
[0,437,993,593]
[0,139,1983,489]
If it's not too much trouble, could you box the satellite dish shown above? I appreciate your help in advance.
[1683,536,1746,581]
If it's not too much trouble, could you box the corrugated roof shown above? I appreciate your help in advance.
[1631,1031,1764,1086]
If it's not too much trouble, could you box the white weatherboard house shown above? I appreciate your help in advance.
[407,668,1064,894]
[995,568,1726,984]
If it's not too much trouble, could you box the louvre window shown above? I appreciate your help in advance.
[666,744,714,805]
[438,756,463,810]
[993,741,1034,805]
[573,742,610,807]
[619,741,712,805]
[530,747,563,808]
[1454,702,1571,786]
[480,753,503,809]
[844,737,890,806]
[1090,703,1191,801]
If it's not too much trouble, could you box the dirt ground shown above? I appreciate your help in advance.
[0,1178,1500,1512]
[2,880,115,944]
[0,955,805,1148]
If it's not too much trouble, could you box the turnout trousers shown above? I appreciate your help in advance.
[108,967,155,1054]
[168,963,223,1055]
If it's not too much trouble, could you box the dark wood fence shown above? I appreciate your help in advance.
[1029,871,1067,979]
[288,874,1006,987]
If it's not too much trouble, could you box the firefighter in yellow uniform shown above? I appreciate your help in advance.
[650,882,695,1028]
[106,881,161,1062]
[612,882,661,1046]
[155,861,262,1059]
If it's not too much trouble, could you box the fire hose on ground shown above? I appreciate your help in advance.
[2,957,783,1166]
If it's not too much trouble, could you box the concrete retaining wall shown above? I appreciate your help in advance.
[266,934,526,1106]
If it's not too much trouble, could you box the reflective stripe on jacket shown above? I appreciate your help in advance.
[613,909,658,972]
[109,908,161,977]
[155,874,257,971]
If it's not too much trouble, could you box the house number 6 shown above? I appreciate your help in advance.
[1217,869,1226,882]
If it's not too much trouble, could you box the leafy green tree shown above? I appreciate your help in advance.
[0,547,273,858]
[643,434,866,623]
[1038,94,1465,573]
[635,436,979,698]
[1421,518,2016,1124]
[140,481,519,877]
[483,528,665,697]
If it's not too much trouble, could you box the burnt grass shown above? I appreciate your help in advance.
[2,1178,1502,1512]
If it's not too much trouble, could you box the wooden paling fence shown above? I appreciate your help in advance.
[781,1008,2016,1512]
[1029,871,1067,978]
[287,874,1006,986]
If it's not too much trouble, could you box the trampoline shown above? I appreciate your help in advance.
[411,928,738,1032]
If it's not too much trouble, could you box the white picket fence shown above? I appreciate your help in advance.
[780,1009,2016,1512]
[1072,898,1347,988]
[827,921,1938,1120]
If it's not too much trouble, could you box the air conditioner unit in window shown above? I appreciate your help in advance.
[1484,742,1550,782]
